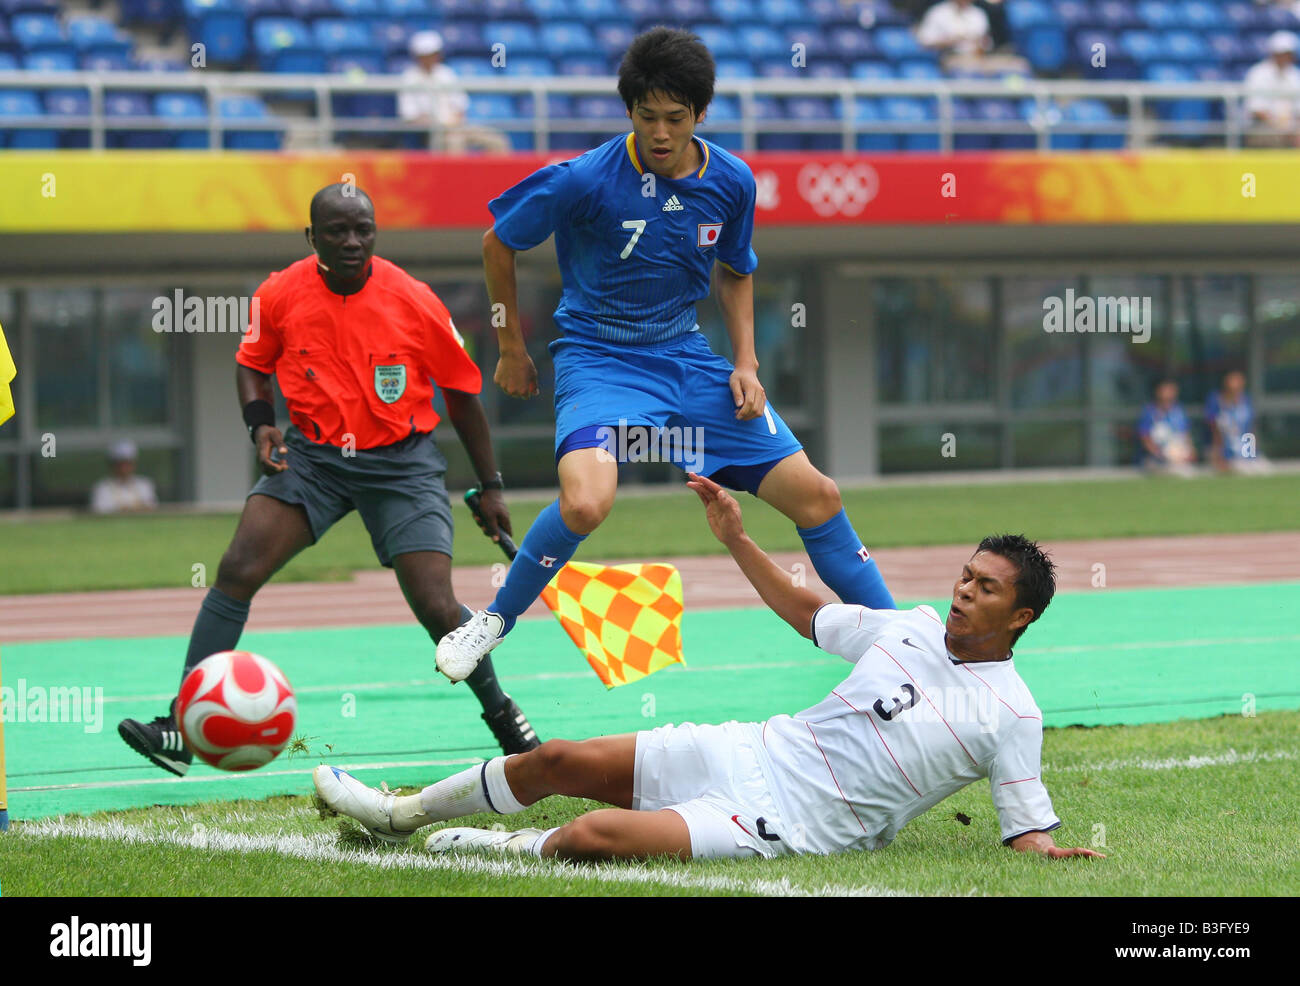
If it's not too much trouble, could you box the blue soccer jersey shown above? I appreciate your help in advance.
[488,132,758,346]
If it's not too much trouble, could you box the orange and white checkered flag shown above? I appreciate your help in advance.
[540,561,685,689]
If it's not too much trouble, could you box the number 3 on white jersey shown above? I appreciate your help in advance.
[620,219,646,260]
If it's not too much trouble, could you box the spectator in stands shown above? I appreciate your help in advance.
[915,0,1027,74]
[1207,369,1271,474]
[90,440,159,514]
[1136,379,1197,476]
[399,31,509,154]
[1244,31,1300,148]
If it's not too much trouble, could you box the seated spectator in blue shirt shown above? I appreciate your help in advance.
[1206,369,1271,474]
[1137,379,1196,475]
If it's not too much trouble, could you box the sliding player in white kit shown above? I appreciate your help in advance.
[314,474,1103,862]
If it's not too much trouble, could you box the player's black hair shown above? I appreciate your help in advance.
[617,27,715,117]
[975,534,1056,646]
[309,183,374,227]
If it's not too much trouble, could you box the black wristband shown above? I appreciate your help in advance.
[242,399,275,443]
[479,472,504,491]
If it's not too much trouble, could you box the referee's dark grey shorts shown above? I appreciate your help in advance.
[248,425,455,567]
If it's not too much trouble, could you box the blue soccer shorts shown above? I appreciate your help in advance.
[550,331,803,495]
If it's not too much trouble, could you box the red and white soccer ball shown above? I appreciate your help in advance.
[177,650,297,771]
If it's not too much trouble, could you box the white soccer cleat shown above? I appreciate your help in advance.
[313,764,410,844]
[436,610,507,682]
[425,826,545,855]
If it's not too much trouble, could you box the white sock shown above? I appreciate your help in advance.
[529,826,561,857]
[418,764,492,821]
[482,755,527,814]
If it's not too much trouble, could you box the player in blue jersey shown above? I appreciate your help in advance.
[436,27,895,681]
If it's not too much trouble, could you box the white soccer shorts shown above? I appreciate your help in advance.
[632,720,794,860]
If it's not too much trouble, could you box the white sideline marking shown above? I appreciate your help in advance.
[1047,747,1298,773]
[14,817,914,898]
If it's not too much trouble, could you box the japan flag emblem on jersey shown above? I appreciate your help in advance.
[698,223,722,248]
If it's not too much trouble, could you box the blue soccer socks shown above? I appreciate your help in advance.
[489,499,588,629]
[797,509,896,610]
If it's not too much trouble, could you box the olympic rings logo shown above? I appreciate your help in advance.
[796,162,880,217]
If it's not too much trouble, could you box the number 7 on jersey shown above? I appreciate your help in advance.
[620,219,647,260]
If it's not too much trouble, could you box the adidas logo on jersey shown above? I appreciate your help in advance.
[662,195,684,212]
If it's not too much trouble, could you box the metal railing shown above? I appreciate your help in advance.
[0,69,1295,151]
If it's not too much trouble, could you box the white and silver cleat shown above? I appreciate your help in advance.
[436,610,507,682]
[313,764,409,844]
[424,826,545,855]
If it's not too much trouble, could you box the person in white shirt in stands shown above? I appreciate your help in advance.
[90,440,158,515]
[915,0,1028,75]
[1244,31,1300,147]
[315,472,1104,865]
[398,30,509,153]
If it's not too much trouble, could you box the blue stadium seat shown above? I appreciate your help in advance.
[82,51,134,71]
[1053,0,1094,28]
[593,21,634,56]
[1259,4,1300,29]
[498,54,555,75]
[807,58,848,78]
[1119,30,1165,63]
[242,0,289,15]
[134,55,190,70]
[739,24,785,58]
[484,21,541,56]
[829,25,876,60]
[526,0,569,15]
[445,54,495,76]
[437,23,483,57]
[253,16,311,52]
[556,54,609,75]
[1007,0,1052,30]
[380,0,430,15]
[664,0,711,22]
[572,0,618,17]
[694,24,742,59]
[879,95,939,150]
[1179,0,1224,30]
[573,94,625,119]
[712,0,758,22]
[760,0,805,25]
[282,0,333,18]
[194,13,248,63]
[951,97,991,150]
[484,0,531,16]
[155,91,207,118]
[807,0,860,25]
[314,18,371,54]
[854,97,899,151]
[1165,31,1210,63]
[1021,26,1067,72]
[0,87,56,149]
[757,58,798,77]
[0,52,18,71]
[371,20,410,55]
[329,51,384,74]
[875,27,924,61]
[66,16,132,53]
[43,88,89,116]
[0,89,42,115]
[11,13,67,51]
[1059,97,1125,149]
[468,92,517,121]
[183,0,235,15]
[1207,34,1248,64]
[1194,64,1229,83]
[219,94,282,148]
[714,57,755,78]
[105,91,152,117]
[540,21,595,56]
[0,0,57,13]
[851,59,896,79]
[1136,0,1178,29]
[897,59,942,80]
[22,50,76,70]
[330,0,380,14]
[1095,0,1140,28]
[619,0,660,22]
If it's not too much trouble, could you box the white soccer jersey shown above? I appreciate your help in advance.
[757,604,1061,855]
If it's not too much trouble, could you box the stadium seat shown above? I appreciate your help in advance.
[807,58,849,78]
[0,88,42,115]
[951,97,991,150]
[42,88,90,116]
[556,55,609,75]
[0,0,57,13]
[445,55,496,76]
[1222,2,1263,30]
[619,0,661,23]
[0,88,55,151]
[484,0,531,16]
[829,25,876,60]
[330,0,380,14]
[81,51,134,71]
[875,27,925,61]
[1020,26,1067,73]
[1063,97,1125,149]
[21,50,76,71]
[738,24,785,58]
[380,0,430,15]
[194,13,249,63]
[897,59,942,80]
[467,92,517,121]
[66,17,133,54]
[241,0,289,14]
[851,59,896,79]
[134,55,190,71]
[760,0,805,25]
[497,54,555,75]
[1179,0,1224,30]
[483,21,541,56]
[155,91,207,118]
[572,0,619,17]
[712,0,758,22]
[757,58,799,78]
[183,0,235,15]
[1207,34,1248,65]
[328,51,384,74]
[281,0,333,18]
[313,18,371,54]
[252,16,320,71]
[1258,4,1300,29]
[1118,30,1165,63]
[593,21,634,56]
[693,25,742,59]
[806,0,860,26]
[0,53,17,71]
[539,21,595,56]
[1136,0,1178,29]
[526,0,570,16]
[1006,0,1052,30]
[665,0,711,23]
[714,57,755,78]
[1165,31,1210,63]
[1095,0,1140,28]
[219,93,282,148]
[854,97,899,151]
[11,13,68,51]
[879,95,940,150]
[437,23,484,57]
[371,20,411,55]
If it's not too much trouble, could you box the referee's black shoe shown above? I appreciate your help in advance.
[118,711,192,777]
[483,696,540,755]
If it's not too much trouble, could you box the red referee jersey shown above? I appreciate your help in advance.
[235,256,481,449]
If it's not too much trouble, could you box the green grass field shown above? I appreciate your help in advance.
[3,473,1299,594]
[6,711,1297,897]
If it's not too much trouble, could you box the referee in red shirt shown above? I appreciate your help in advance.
[118,182,540,776]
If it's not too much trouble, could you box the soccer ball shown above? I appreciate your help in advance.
[177,650,297,771]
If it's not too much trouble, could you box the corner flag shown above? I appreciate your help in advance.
[0,319,15,426]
